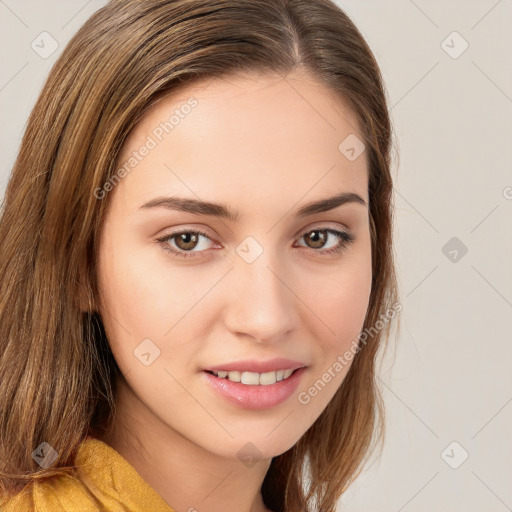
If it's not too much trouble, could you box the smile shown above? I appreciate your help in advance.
[206,368,296,385]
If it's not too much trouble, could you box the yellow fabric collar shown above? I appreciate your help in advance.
[1,436,176,511]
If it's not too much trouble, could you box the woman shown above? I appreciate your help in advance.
[0,0,400,511]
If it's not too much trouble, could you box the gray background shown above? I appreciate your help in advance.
[1,1,511,510]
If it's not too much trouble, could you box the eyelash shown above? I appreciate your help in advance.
[156,227,355,260]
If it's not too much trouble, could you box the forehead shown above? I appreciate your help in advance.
[114,69,368,211]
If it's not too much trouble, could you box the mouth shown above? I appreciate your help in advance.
[201,366,308,410]
[203,367,301,385]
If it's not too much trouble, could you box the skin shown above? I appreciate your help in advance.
[94,68,372,512]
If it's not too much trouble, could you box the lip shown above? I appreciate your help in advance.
[203,358,307,373]
[201,366,308,410]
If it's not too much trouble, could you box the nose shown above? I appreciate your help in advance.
[223,254,299,344]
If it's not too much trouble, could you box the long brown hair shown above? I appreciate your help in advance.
[0,1,400,510]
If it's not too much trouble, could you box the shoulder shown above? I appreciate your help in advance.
[0,437,124,511]
[0,436,175,512]
[0,473,106,512]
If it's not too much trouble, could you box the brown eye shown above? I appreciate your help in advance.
[156,229,215,260]
[174,232,200,251]
[297,228,355,255]
[303,230,328,249]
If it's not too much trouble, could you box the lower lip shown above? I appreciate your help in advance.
[201,367,307,410]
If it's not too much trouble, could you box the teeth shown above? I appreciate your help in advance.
[241,372,260,385]
[227,371,241,382]
[283,369,294,379]
[259,371,277,385]
[210,368,297,385]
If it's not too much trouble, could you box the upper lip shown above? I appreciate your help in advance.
[203,358,308,373]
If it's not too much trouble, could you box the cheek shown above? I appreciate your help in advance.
[98,235,193,332]
[96,236,217,372]
[300,254,372,350]
[293,257,372,415]
[96,230,164,359]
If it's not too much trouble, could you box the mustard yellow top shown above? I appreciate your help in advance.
[1,436,176,512]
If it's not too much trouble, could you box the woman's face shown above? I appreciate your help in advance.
[96,69,372,460]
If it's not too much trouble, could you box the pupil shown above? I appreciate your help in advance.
[177,233,198,250]
[308,230,325,249]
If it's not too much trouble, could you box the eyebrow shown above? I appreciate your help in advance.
[139,192,367,221]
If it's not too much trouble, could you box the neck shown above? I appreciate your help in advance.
[95,379,275,512]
